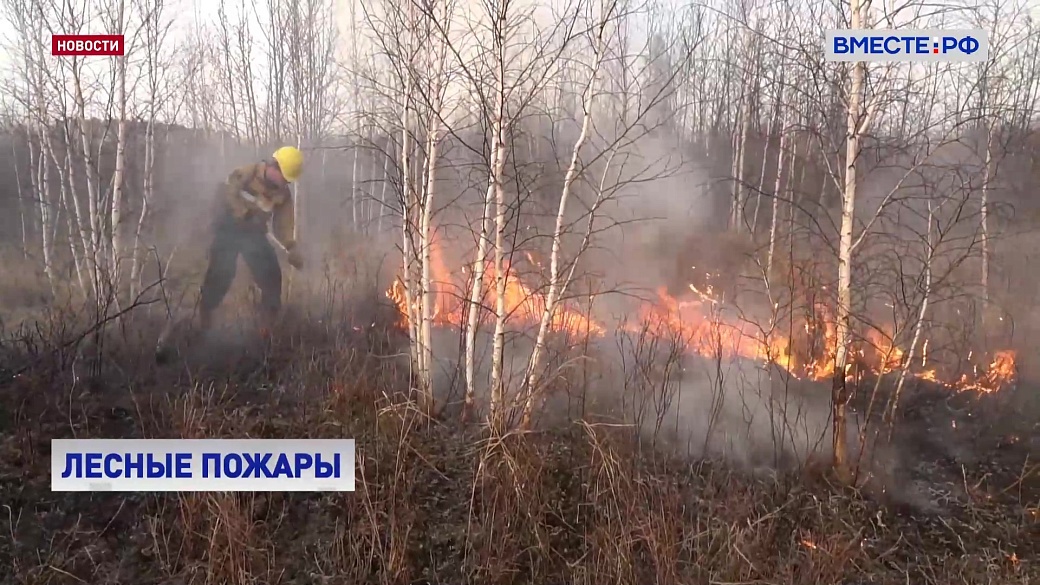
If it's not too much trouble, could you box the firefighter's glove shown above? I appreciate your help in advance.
[228,190,254,219]
[286,246,304,270]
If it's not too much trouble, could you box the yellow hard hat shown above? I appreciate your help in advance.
[272,146,304,182]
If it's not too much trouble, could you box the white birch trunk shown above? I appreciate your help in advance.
[418,79,446,410]
[13,134,28,259]
[521,33,603,427]
[367,126,379,230]
[30,131,55,288]
[751,112,775,234]
[56,145,90,294]
[488,148,505,428]
[885,199,934,435]
[752,73,780,233]
[729,97,744,228]
[464,164,495,422]
[352,139,360,229]
[730,30,754,231]
[60,173,89,295]
[487,0,515,430]
[980,126,992,306]
[39,129,78,289]
[767,106,789,281]
[111,34,128,286]
[379,144,389,233]
[130,113,156,298]
[294,134,303,246]
[832,0,867,478]
[399,29,421,377]
[466,0,508,422]
[72,65,103,291]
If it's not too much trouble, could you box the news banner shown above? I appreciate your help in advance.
[826,29,989,62]
[52,439,356,492]
[51,34,124,56]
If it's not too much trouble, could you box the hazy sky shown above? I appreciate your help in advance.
[1,0,1037,67]
[0,0,547,74]
[0,0,1037,109]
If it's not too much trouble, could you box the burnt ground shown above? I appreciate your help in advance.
[0,304,1038,585]
[879,381,1040,513]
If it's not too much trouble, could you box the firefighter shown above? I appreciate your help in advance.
[198,145,305,336]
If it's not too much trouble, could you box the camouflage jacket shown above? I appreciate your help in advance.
[218,162,296,251]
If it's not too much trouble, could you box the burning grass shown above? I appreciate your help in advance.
[1,297,1037,585]
[388,237,1019,396]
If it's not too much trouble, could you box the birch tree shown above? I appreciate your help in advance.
[128,0,174,298]
[519,0,610,427]
[362,0,456,411]
[831,0,870,478]
[766,81,788,281]
[2,0,55,288]
[823,1,1006,474]
[107,0,129,284]
[414,0,455,413]
[456,0,517,423]
[968,0,1038,325]
[517,0,693,428]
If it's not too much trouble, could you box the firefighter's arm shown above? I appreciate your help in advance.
[222,167,254,219]
[272,196,303,268]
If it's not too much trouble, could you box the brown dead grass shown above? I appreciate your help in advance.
[0,294,1038,585]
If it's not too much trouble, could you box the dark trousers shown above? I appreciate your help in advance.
[199,213,282,327]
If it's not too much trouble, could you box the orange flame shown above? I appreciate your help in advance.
[388,251,604,338]
[386,238,1016,393]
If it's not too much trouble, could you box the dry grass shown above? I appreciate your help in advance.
[1,287,1038,585]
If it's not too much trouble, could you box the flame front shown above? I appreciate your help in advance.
[387,239,1016,393]
[387,252,604,338]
